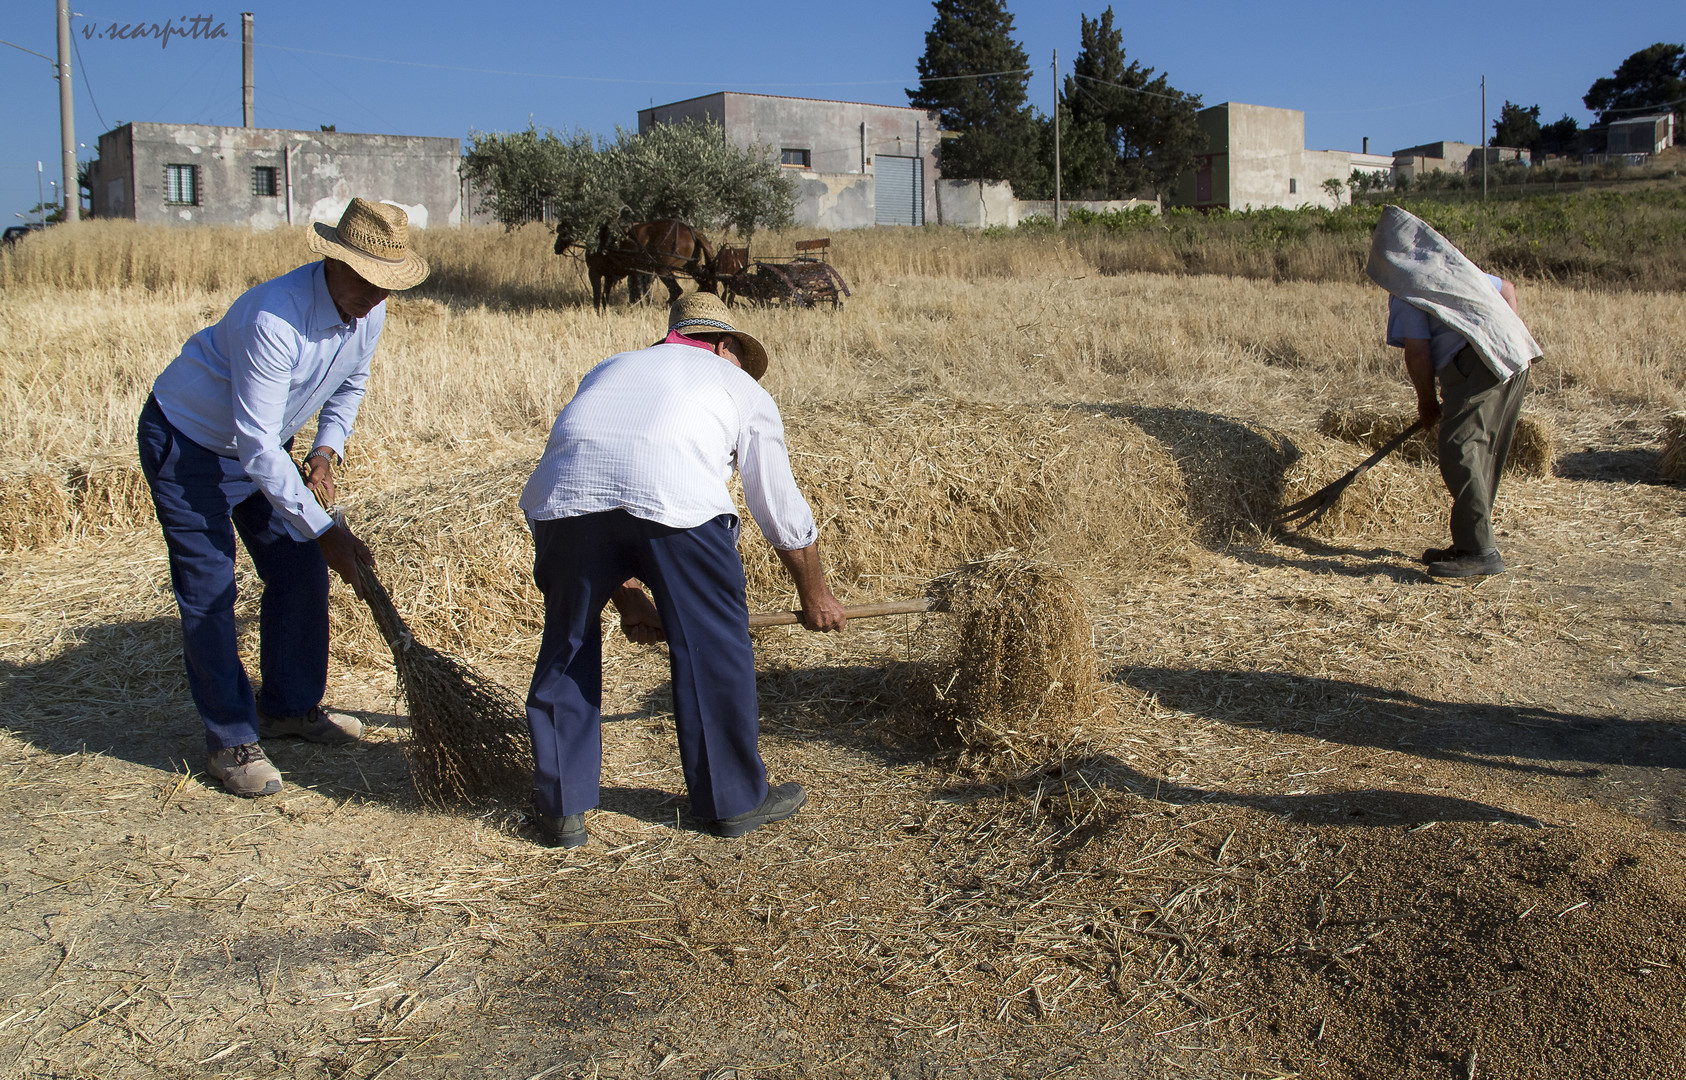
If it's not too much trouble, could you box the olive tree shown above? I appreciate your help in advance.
[462,119,795,246]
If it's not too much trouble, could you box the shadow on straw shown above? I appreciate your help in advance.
[1227,535,1431,583]
[0,616,417,805]
[1113,665,1686,776]
[1064,402,1302,544]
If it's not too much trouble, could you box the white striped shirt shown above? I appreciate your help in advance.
[519,343,818,550]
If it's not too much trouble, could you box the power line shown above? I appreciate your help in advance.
[1597,96,1685,116]
[69,18,107,130]
[1308,87,1480,115]
[256,42,1031,92]
[1070,71,1193,104]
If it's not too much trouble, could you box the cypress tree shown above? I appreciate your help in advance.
[907,0,1045,196]
[1062,6,1205,200]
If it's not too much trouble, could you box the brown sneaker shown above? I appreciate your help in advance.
[207,743,282,797]
[257,704,362,744]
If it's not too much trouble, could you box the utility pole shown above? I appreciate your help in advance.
[242,13,254,127]
[37,161,44,223]
[56,0,78,221]
[1480,75,1487,202]
[1052,49,1061,225]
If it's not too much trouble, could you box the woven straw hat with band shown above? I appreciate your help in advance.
[308,197,429,291]
[667,292,769,381]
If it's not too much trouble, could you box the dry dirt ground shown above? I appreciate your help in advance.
[3,407,1685,1079]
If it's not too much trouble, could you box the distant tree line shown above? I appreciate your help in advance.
[907,0,1205,201]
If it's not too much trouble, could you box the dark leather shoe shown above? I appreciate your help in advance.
[1422,546,1455,564]
[708,782,806,838]
[536,812,587,849]
[1428,550,1504,578]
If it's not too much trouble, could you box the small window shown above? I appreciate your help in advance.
[780,148,811,168]
[252,166,279,197]
[164,163,198,205]
[1288,177,1298,194]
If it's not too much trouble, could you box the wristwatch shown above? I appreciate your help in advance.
[304,447,340,469]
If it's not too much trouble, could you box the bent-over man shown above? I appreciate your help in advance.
[1367,205,1541,579]
[518,293,847,848]
[137,198,428,796]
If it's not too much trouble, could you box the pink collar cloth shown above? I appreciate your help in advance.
[664,328,717,351]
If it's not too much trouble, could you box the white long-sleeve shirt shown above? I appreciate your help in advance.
[520,342,818,551]
[151,262,380,541]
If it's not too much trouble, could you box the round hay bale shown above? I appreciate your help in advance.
[0,472,71,552]
[1659,414,1686,481]
[924,554,1106,765]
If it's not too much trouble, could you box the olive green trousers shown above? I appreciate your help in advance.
[1438,344,1530,555]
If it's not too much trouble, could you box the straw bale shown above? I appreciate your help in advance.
[740,400,1195,609]
[0,472,71,552]
[1657,413,1686,481]
[69,464,153,534]
[1320,405,1554,478]
[916,554,1108,766]
[1119,407,1300,543]
[1318,406,1437,464]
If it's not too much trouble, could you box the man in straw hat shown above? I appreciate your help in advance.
[136,197,428,797]
[1367,205,1541,579]
[519,292,847,848]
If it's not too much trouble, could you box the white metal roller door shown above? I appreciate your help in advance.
[874,155,923,226]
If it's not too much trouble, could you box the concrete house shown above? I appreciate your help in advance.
[638,92,938,229]
[87,122,463,228]
[1172,102,1392,210]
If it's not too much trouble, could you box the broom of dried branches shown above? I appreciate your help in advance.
[353,560,532,807]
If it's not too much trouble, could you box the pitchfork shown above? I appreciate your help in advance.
[1270,419,1427,531]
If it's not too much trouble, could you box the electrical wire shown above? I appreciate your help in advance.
[1070,71,1194,105]
[68,17,108,130]
[1307,87,1479,115]
[1596,96,1684,116]
[254,42,1030,91]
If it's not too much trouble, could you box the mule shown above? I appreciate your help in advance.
[574,219,717,312]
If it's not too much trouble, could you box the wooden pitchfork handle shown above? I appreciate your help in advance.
[748,597,935,629]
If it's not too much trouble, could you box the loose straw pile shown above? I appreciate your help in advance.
[1660,414,1686,481]
[355,562,531,806]
[922,553,1107,766]
[1320,405,1554,478]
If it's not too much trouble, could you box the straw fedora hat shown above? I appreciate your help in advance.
[308,197,429,291]
[667,292,769,380]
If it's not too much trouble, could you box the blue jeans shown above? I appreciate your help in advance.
[526,510,768,822]
[136,397,330,751]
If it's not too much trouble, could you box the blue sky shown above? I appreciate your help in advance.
[1,1,1680,226]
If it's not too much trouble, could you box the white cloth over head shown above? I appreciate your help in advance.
[1365,205,1541,382]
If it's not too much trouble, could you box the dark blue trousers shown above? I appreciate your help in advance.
[136,397,330,751]
[526,510,768,822]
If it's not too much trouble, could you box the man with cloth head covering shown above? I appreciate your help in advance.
[1367,206,1541,579]
[137,198,428,796]
[519,292,847,848]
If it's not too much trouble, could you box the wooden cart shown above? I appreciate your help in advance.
[713,238,851,309]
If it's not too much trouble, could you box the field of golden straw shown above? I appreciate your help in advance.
[2,220,1684,1080]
